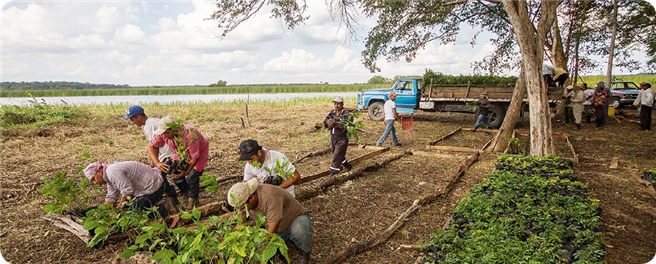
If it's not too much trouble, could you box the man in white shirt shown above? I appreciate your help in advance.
[238,139,301,197]
[122,105,178,205]
[376,92,400,146]
[637,82,654,131]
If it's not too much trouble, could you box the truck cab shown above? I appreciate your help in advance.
[357,78,422,121]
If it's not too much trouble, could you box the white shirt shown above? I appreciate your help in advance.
[144,117,175,161]
[542,64,554,75]
[243,148,296,197]
[583,89,595,106]
[384,100,396,121]
[639,88,655,107]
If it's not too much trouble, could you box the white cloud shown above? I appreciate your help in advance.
[104,50,132,64]
[114,24,146,43]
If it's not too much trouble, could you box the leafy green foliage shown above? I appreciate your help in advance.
[423,69,518,88]
[1,104,86,128]
[38,172,100,215]
[165,118,198,163]
[200,174,219,193]
[208,80,227,87]
[367,75,393,84]
[82,204,152,248]
[264,158,296,181]
[120,207,288,264]
[423,155,604,263]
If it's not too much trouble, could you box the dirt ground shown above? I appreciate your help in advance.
[1,101,655,263]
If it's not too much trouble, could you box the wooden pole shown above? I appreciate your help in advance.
[428,127,461,146]
[425,145,479,153]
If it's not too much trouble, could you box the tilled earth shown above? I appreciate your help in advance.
[1,102,654,263]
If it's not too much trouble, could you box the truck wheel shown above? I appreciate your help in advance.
[368,102,385,121]
[476,104,505,129]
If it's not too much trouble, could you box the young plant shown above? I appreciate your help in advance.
[39,153,101,215]
[200,173,219,193]
[82,202,152,248]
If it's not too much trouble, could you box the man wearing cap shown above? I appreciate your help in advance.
[472,92,491,132]
[83,161,177,217]
[637,82,654,130]
[376,92,400,146]
[227,178,313,264]
[147,116,209,209]
[122,105,178,205]
[595,81,613,125]
[323,96,353,175]
[569,85,586,130]
[238,139,301,197]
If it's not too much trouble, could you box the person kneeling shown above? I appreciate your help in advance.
[227,178,313,264]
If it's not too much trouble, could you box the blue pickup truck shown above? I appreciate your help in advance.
[357,77,562,128]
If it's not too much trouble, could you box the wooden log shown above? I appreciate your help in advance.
[293,147,332,164]
[42,215,91,244]
[398,244,429,251]
[296,147,390,184]
[425,145,479,153]
[610,157,619,169]
[322,152,480,264]
[410,150,463,159]
[462,128,499,133]
[482,129,502,151]
[514,130,568,138]
[428,127,461,146]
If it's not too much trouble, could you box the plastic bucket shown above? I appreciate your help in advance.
[608,106,615,117]
[400,116,413,131]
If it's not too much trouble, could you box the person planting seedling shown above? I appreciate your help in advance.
[82,161,178,218]
[147,116,209,210]
[238,139,302,197]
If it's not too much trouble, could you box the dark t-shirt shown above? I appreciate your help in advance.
[476,98,490,116]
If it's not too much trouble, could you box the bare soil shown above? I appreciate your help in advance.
[1,102,654,263]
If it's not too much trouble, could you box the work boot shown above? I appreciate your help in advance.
[162,197,179,215]
[187,198,199,210]
[342,162,352,172]
[296,251,311,264]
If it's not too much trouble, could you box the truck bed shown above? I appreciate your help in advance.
[422,85,563,101]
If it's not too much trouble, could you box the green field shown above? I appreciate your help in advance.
[0,84,388,97]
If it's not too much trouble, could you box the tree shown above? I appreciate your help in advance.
[367,75,391,84]
[209,80,227,87]
[207,0,653,156]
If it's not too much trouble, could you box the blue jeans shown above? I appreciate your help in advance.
[173,169,202,200]
[130,183,166,218]
[474,114,491,129]
[277,213,313,254]
[602,104,609,124]
[376,119,398,146]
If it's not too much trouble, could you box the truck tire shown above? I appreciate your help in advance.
[368,101,385,121]
[476,104,505,129]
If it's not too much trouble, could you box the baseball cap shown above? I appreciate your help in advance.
[238,139,261,161]
[333,96,344,103]
[227,178,260,207]
[154,116,176,135]
[122,105,144,120]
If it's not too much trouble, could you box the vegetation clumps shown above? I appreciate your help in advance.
[423,69,519,87]
[1,104,87,128]
[422,155,604,263]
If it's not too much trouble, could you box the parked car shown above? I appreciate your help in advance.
[598,81,641,108]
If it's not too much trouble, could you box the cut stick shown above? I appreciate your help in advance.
[322,152,480,264]
[428,127,461,146]
[610,157,619,169]
[296,147,389,184]
[42,215,91,244]
[293,148,332,164]
[462,128,498,133]
[564,133,579,164]
[482,129,503,151]
[410,150,463,159]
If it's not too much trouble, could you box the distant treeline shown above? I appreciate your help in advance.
[1,81,130,90]
[0,84,387,97]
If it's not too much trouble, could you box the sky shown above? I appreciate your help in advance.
[1,0,655,86]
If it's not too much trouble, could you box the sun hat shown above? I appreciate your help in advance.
[122,105,144,120]
[238,139,261,161]
[154,116,176,135]
[83,161,107,181]
[333,96,344,103]
[480,92,488,97]
[227,178,260,207]
[566,85,573,90]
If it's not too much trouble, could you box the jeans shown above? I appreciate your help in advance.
[376,119,398,146]
[130,183,166,218]
[641,105,652,130]
[173,169,202,200]
[277,213,313,254]
[474,114,491,129]
[330,137,348,172]
[602,104,609,124]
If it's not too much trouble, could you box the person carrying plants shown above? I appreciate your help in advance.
[122,105,179,207]
[376,92,401,146]
[83,161,178,218]
[593,85,608,128]
[323,96,354,175]
[472,92,491,132]
[227,178,313,264]
[147,116,209,210]
[238,139,302,197]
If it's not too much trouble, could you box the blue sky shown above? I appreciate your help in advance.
[1,0,654,86]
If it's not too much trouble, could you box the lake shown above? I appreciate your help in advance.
[0,92,359,106]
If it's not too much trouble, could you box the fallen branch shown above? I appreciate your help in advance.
[428,127,461,146]
[410,151,463,159]
[293,148,332,164]
[42,215,91,244]
[322,151,480,264]
[425,145,479,153]
[462,128,498,133]
[482,129,503,152]
[397,244,428,251]
[564,133,579,164]
[296,146,389,184]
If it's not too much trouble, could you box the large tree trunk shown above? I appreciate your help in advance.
[606,0,618,89]
[491,69,526,152]
[502,0,560,156]
[551,22,568,70]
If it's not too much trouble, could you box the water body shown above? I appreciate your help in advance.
[0,92,359,106]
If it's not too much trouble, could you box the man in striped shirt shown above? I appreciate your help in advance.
[83,161,177,217]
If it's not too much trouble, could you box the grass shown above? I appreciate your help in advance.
[0,84,387,98]
[0,104,88,129]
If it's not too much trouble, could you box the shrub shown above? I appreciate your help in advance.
[1,104,86,128]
